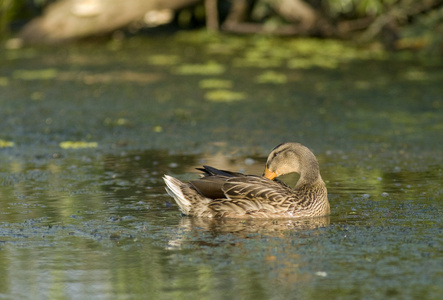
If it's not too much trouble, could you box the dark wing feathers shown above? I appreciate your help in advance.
[188,176,227,199]
[190,166,249,199]
[197,165,245,178]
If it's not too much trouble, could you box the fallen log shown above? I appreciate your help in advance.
[18,0,201,44]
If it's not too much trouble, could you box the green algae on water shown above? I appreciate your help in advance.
[204,89,246,102]
[0,139,14,148]
[59,141,98,149]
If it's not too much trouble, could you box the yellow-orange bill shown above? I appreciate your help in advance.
[263,168,277,180]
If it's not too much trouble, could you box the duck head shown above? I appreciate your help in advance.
[263,143,321,184]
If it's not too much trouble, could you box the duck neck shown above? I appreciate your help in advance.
[295,162,322,189]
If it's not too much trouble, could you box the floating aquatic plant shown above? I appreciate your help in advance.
[199,79,233,89]
[13,68,58,80]
[0,139,14,148]
[256,71,287,84]
[204,90,246,102]
[59,141,98,149]
[287,57,338,69]
[174,61,225,75]
[147,54,180,65]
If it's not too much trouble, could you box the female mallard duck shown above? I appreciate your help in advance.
[163,142,330,218]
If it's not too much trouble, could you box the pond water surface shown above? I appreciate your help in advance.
[1,31,443,299]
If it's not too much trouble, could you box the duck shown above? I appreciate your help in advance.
[163,142,330,218]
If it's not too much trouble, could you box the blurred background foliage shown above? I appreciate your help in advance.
[0,0,442,57]
[0,0,47,30]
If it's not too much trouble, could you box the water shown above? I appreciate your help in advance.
[0,150,442,299]
[1,31,443,299]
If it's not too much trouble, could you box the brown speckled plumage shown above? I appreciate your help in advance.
[163,143,330,218]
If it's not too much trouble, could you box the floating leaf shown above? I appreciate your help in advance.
[59,141,98,149]
[116,118,129,125]
[256,71,287,84]
[204,90,246,102]
[199,79,233,89]
[13,69,58,80]
[174,62,225,75]
[287,57,338,69]
[0,139,14,148]
[147,55,180,65]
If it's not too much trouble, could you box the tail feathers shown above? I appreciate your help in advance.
[163,175,192,215]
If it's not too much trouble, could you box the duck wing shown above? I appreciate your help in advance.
[196,165,245,178]
[189,175,227,199]
[189,167,300,216]
[203,176,295,217]
[221,176,294,204]
[189,166,247,199]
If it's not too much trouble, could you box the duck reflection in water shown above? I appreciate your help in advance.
[181,215,330,234]
[165,216,330,251]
